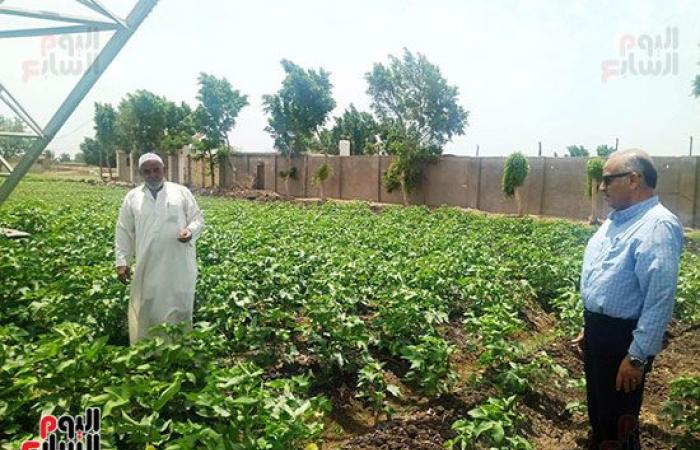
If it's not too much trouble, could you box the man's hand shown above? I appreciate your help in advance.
[177,228,192,243]
[117,266,131,284]
[616,356,644,393]
[570,328,585,357]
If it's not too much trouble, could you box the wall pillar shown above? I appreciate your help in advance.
[115,150,128,181]
[168,153,179,183]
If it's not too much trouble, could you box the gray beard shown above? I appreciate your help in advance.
[146,180,164,190]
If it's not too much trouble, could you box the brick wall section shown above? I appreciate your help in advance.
[116,152,698,227]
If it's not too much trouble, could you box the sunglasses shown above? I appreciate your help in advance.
[601,171,634,185]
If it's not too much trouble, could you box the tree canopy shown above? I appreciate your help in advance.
[193,73,249,186]
[262,59,336,156]
[322,104,380,155]
[595,145,615,158]
[566,145,590,157]
[93,102,118,167]
[366,49,468,203]
[502,152,529,198]
[366,48,468,150]
[193,73,248,153]
[115,90,193,156]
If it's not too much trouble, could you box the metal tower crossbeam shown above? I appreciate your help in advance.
[0,23,121,39]
[0,154,12,175]
[0,5,121,27]
[0,0,159,206]
[0,81,44,137]
[75,0,127,28]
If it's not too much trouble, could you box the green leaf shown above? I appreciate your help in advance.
[386,384,402,398]
[154,377,182,411]
[490,422,505,443]
[231,396,257,406]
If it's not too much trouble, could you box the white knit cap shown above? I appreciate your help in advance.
[138,152,164,168]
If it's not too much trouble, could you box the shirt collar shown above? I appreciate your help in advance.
[141,182,165,199]
[608,195,658,225]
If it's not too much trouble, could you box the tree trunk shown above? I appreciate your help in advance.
[209,152,216,188]
[320,154,328,201]
[400,174,408,206]
[514,186,523,216]
[107,164,112,181]
[285,154,292,196]
[98,149,104,182]
[589,184,599,224]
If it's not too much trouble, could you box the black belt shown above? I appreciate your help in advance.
[584,308,638,328]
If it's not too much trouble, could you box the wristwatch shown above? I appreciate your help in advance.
[628,355,646,370]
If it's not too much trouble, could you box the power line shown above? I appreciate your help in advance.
[50,117,93,142]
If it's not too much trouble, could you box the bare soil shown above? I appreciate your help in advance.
[323,320,700,450]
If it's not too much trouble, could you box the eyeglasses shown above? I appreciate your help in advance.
[601,171,633,186]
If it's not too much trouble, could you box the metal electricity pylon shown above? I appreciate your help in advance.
[0,0,159,207]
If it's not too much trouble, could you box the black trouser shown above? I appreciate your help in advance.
[583,309,653,450]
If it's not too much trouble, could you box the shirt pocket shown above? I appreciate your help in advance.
[165,201,181,223]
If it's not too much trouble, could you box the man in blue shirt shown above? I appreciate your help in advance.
[572,149,683,449]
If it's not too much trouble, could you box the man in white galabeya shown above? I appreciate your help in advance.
[115,152,204,345]
[572,149,683,449]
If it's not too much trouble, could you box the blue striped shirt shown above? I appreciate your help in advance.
[581,195,683,360]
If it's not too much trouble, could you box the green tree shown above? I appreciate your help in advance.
[115,90,194,158]
[163,101,196,153]
[193,73,249,187]
[94,102,118,179]
[502,152,529,215]
[310,128,335,154]
[73,152,85,163]
[79,137,100,167]
[263,59,335,194]
[381,126,440,205]
[0,115,32,159]
[566,145,589,157]
[322,104,380,155]
[586,157,605,224]
[58,153,71,163]
[116,90,167,155]
[366,48,468,204]
[596,145,615,158]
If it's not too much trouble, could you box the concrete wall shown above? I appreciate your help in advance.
[190,157,219,189]
[541,157,595,219]
[116,151,129,180]
[340,156,380,201]
[423,156,470,207]
[378,156,424,204]
[117,149,196,187]
[477,157,518,214]
[275,155,306,197]
[307,155,341,198]
[655,157,682,221]
[226,153,277,190]
[112,152,699,228]
[168,154,180,184]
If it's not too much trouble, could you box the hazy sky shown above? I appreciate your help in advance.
[1,0,699,157]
